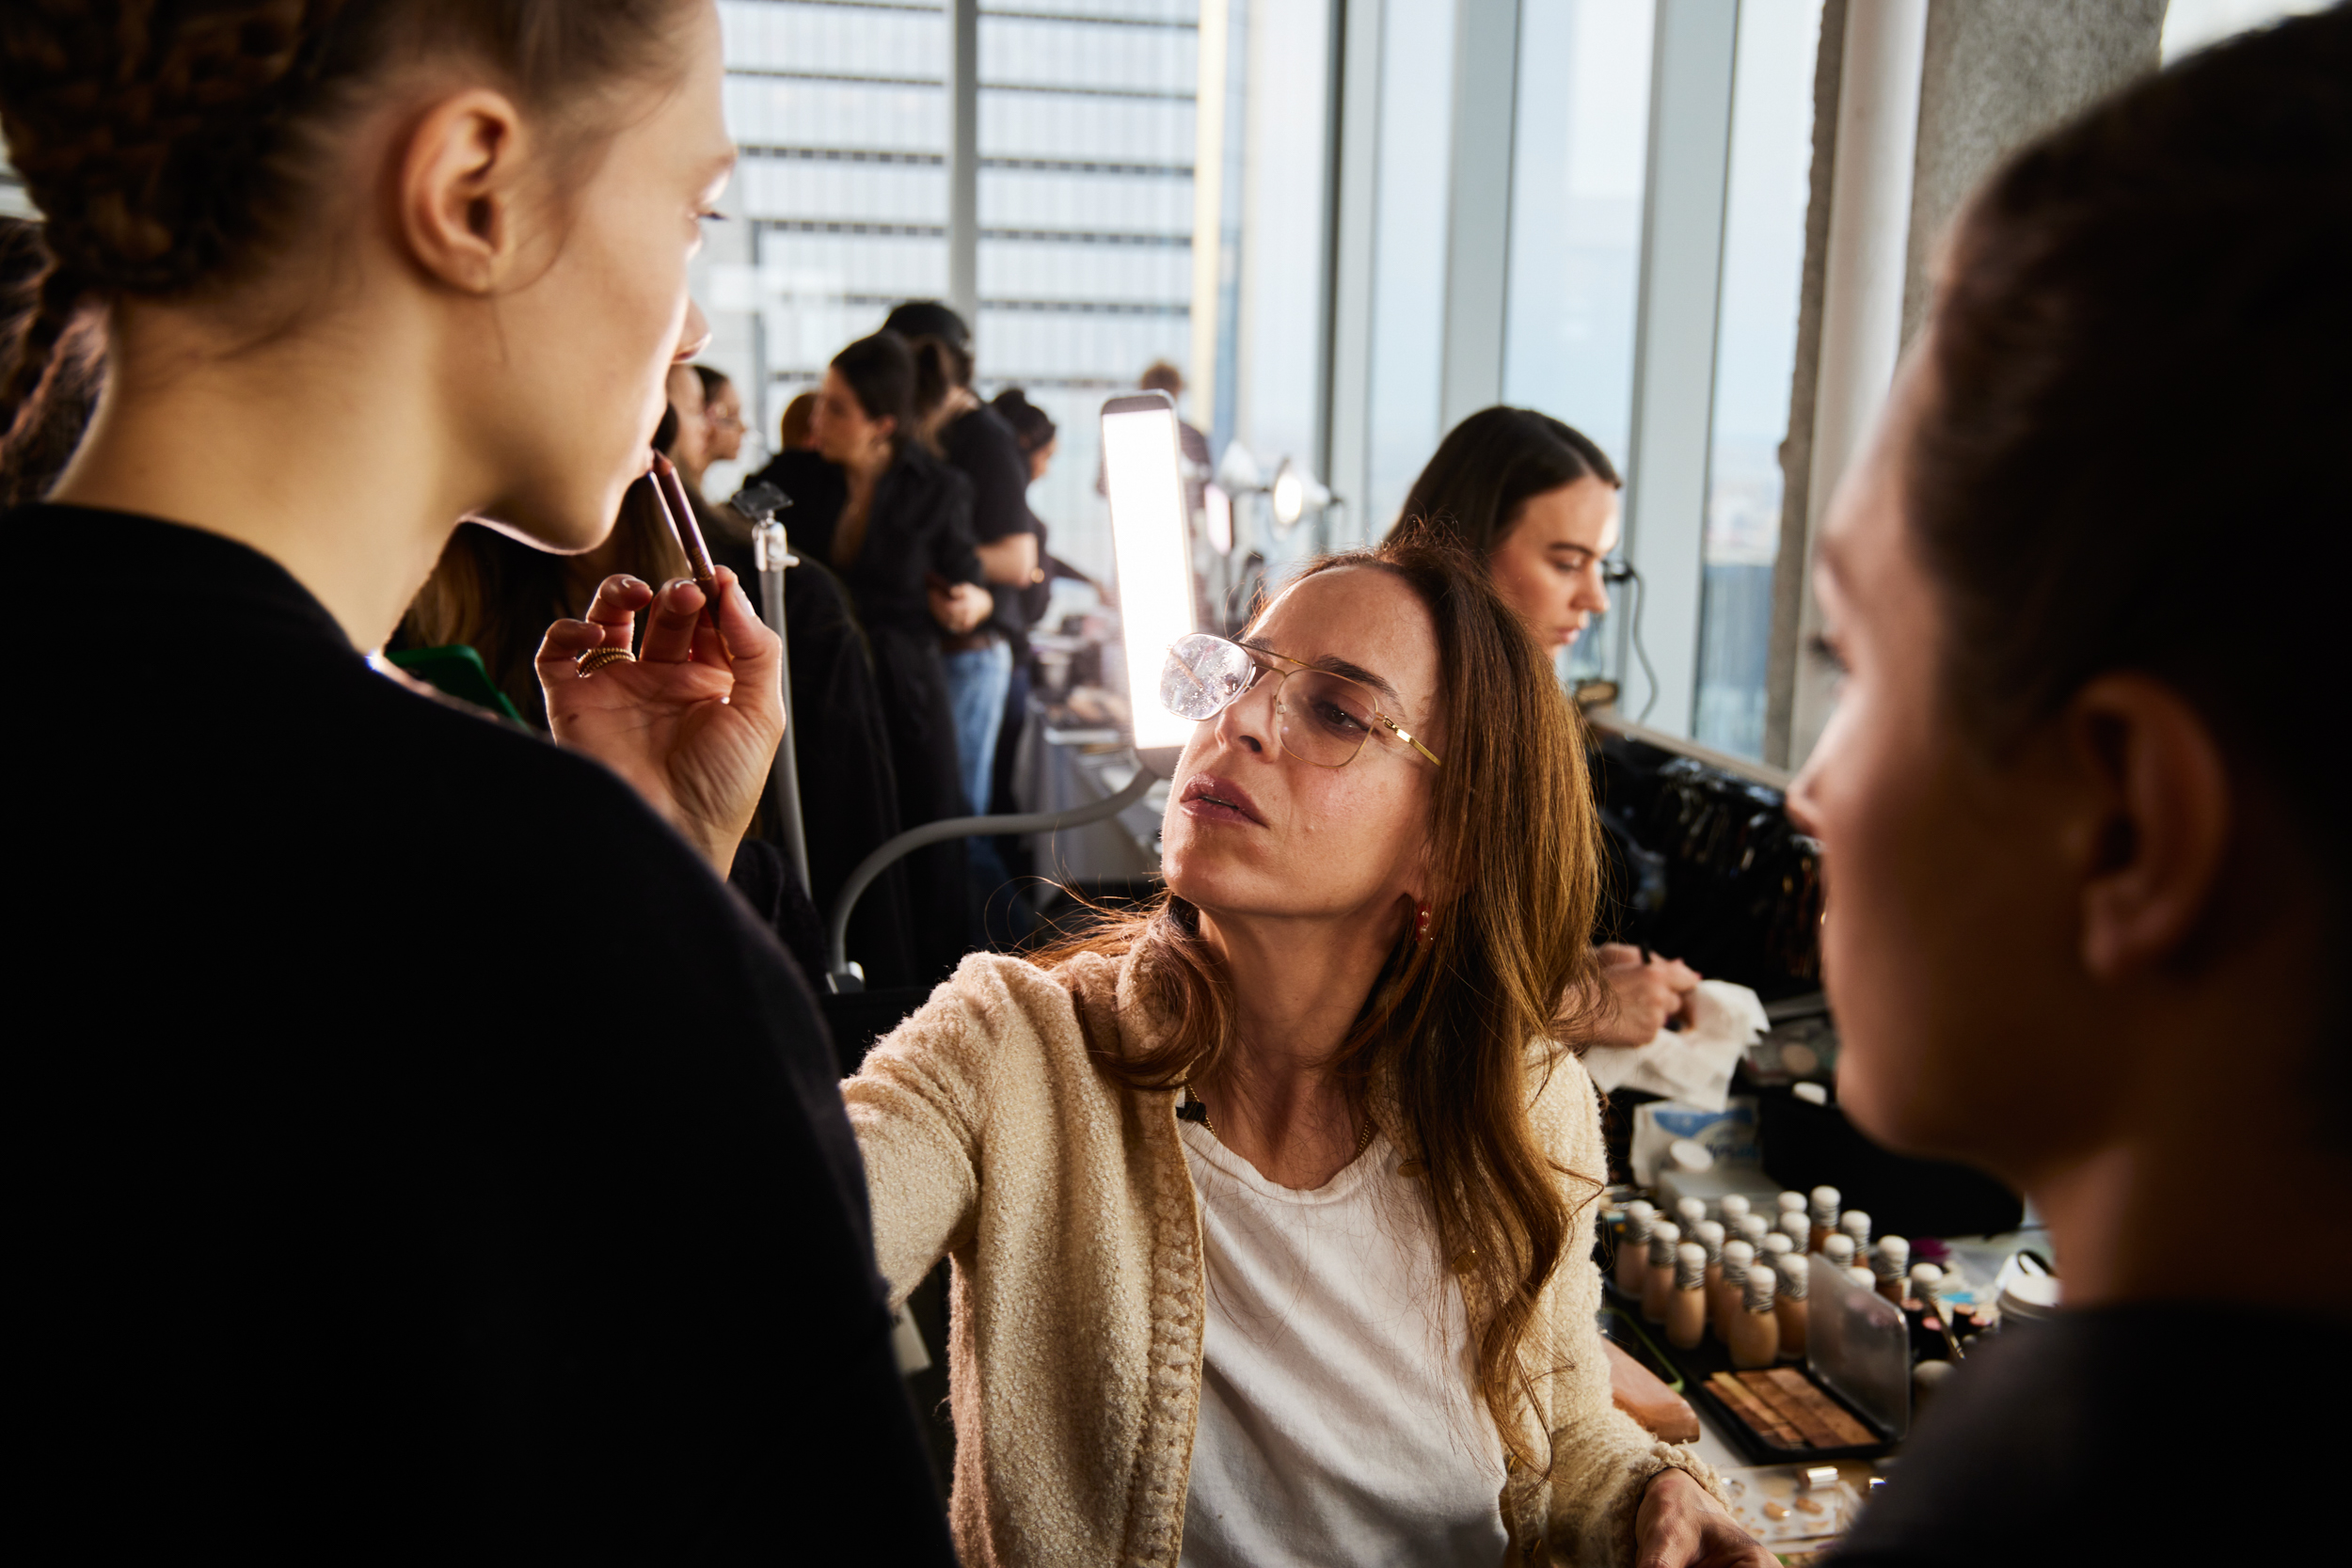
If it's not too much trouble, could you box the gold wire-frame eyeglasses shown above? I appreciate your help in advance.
[1159,632,1443,769]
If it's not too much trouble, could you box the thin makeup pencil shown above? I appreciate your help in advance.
[650,451,726,646]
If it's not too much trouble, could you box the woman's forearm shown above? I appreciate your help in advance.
[976,531,1039,587]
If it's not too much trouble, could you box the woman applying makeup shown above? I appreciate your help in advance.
[4,2,947,1555]
[1391,410,1707,1048]
[844,533,1768,1565]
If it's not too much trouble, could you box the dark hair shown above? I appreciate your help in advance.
[905,336,968,423]
[1917,14,2347,862]
[1388,406,1621,555]
[1139,359,1184,397]
[830,330,916,449]
[991,388,1056,456]
[0,0,691,500]
[0,218,102,504]
[1915,11,2349,1097]
[881,299,968,354]
[691,364,730,401]
[1041,524,1605,1472]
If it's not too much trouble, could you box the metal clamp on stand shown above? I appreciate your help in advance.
[732,481,812,898]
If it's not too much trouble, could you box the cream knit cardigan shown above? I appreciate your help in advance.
[844,946,1713,1567]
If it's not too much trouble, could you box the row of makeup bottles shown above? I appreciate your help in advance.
[1613,1186,1926,1368]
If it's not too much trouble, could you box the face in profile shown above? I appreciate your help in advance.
[1160,566,1443,933]
[810,369,890,467]
[705,382,744,463]
[464,0,733,551]
[1486,478,1619,648]
[1788,354,2106,1176]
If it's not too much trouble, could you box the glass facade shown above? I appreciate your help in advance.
[1502,0,1656,685]
[977,1,1201,584]
[1691,0,1820,759]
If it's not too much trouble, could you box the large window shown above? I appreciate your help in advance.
[1359,0,1457,545]
[976,0,1200,583]
[1502,0,1655,684]
[1691,0,1820,759]
[707,0,952,496]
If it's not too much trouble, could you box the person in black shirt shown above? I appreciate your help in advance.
[0,2,953,1558]
[755,330,987,982]
[882,300,1041,818]
[1778,12,2352,1564]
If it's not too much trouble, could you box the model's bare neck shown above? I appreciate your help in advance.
[51,298,468,651]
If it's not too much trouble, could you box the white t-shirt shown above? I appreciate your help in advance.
[1176,1116,1510,1568]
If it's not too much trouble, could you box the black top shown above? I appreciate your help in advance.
[18,505,954,1560]
[753,447,977,982]
[1831,1301,2347,1565]
[757,444,979,641]
[939,405,1039,642]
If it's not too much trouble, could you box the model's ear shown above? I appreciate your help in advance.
[2060,673,2233,980]
[396,88,532,294]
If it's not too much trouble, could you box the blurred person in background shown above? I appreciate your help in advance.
[663,357,711,496]
[759,329,987,981]
[694,363,744,474]
[977,386,1062,911]
[778,388,818,452]
[0,0,953,1555]
[883,301,1039,821]
[1391,408,1705,1049]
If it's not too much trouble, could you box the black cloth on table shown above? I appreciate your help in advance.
[755,445,978,984]
[1828,1301,2344,1566]
[16,504,953,1562]
[937,403,1040,645]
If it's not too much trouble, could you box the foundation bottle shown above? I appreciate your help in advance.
[1777,1191,1808,1225]
[1714,1239,1754,1342]
[1719,1194,1753,1230]
[1847,1265,1878,1292]
[1615,1201,1656,1296]
[1821,1232,1857,1273]
[1676,1196,1708,1235]
[1694,1220,1726,1294]
[1774,1248,1810,1359]
[1665,1242,1708,1349]
[1778,1212,1812,1252]
[1642,1221,1682,1323]
[1729,1263,1780,1370]
[1736,1212,1772,1253]
[1872,1236,1911,1305]
[1840,1209,1873,1253]
[1759,1231,1795,1276]
[1808,1185,1841,1253]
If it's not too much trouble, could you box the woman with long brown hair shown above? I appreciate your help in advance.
[1391,409,1708,1047]
[845,531,1764,1564]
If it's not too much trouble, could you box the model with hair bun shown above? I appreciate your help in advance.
[3,2,952,1557]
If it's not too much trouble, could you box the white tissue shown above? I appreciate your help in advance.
[1581,979,1770,1113]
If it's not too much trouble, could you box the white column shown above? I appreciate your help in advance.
[947,0,981,326]
[1618,0,1739,738]
[1438,0,1521,431]
[1190,0,1233,430]
[1323,0,1387,543]
[1786,0,1926,764]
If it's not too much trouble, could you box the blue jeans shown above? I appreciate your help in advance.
[943,636,1014,816]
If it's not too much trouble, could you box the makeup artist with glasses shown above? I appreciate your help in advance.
[1389,409,1706,1049]
[838,531,1766,1566]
